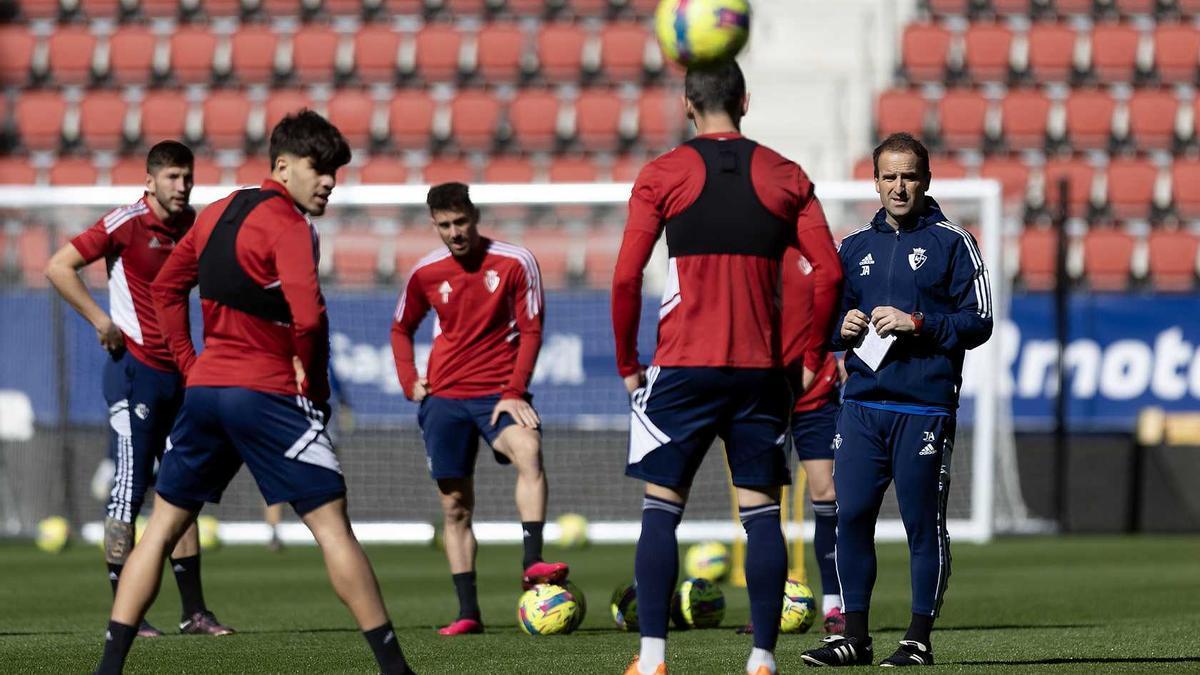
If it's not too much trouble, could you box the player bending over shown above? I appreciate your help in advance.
[612,61,842,675]
[91,111,415,674]
[800,133,993,668]
[391,182,567,636]
[45,141,232,638]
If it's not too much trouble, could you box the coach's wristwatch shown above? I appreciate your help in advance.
[910,311,924,335]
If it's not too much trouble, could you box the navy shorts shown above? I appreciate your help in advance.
[156,387,346,510]
[418,394,533,480]
[626,366,792,489]
[791,401,840,462]
[102,349,183,523]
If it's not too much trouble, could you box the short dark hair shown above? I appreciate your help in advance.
[684,60,746,121]
[145,140,193,175]
[268,109,352,175]
[872,132,930,178]
[426,182,478,219]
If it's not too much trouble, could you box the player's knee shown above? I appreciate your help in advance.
[809,482,836,502]
[442,497,473,526]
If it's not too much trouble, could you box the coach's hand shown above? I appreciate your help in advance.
[96,317,124,354]
[871,306,917,337]
[492,397,540,428]
[840,309,869,341]
[623,368,646,395]
[411,379,429,402]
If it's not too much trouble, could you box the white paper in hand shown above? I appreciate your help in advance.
[854,324,896,372]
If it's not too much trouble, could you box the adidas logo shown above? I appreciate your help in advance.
[919,443,936,456]
[859,253,875,266]
[384,630,395,644]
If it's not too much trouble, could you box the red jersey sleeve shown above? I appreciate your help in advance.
[611,159,669,377]
[273,219,330,404]
[502,256,545,400]
[793,194,842,371]
[150,226,200,376]
[390,269,431,399]
[70,215,118,264]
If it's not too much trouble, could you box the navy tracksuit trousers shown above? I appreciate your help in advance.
[833,401,955,618]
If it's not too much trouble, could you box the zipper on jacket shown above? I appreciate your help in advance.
[885,228,900,306]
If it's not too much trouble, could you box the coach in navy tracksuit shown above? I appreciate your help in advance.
[801,133,992,668]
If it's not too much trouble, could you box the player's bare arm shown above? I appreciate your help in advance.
[870,306,916,337]
[45,243,124,353]
[840,309,869,340]
[490,397,540,428]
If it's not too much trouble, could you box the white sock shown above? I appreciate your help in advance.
[823,594,842,614]
[746,647,776,674]
[639,637,666,673]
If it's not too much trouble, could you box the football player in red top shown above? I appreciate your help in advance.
[612,62,843,675]
[44,141,232,639]
[391,182,567,636]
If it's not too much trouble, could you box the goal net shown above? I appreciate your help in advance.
[0,179,1033,545]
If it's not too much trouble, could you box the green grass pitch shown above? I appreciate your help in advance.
[2,536,1198,673]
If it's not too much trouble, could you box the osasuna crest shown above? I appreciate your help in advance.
[908,247,928,271]
[134,403,149,420]
[832,433,843,450]
[484,269,500,293]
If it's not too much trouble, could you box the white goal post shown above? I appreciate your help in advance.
[0,178,1031,546]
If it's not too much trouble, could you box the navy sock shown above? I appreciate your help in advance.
[95,620,137,675]
[811,500,841,598]
[170,554,206,620]
[521,521,544,570]
[904,613,934,646]
[741,503,787,651]
[363,621,411,675]
[452,571,480,621]
[106,562,122,595]
[634,495,684,639]
[845,610,869,642]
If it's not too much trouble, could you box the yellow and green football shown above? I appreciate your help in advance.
[655,0,751,68]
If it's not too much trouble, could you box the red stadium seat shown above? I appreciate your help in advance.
[613,154,644,182]
[1114,0,1156,14]
[980,156,1032,205]
[509,89,561,152]
[599,22,650,80]
[0,27,37,86]
[1043,157,1095,217]
[236,156,268,185]
[198,0,243,16]
[259,0,303,16]
[192,157,223,185]
[1082,228,1135,291]
[388,91,436,149]
[548,155,598,182]
[1179,0,1200,15]
[140,0,181,17]
[1104,157,1158,220]
[1064,88,1115,150]
[422,157,474,184]
[79,0,122,20]
[993,0,1034,13]
[937,89,989,150]
[1026,22,1077,83]
[852,155,875,180]
[414,24,464,82]
[292,25,340,84]
[1153,23,1200,84]
[395,229,444,278]
[566,0,612,16]
[476,22,526,83]
[1128,89,1179,151]
[324,0,369,13]
[930,155,968,179]
[230,24,279,84]
[483,156,536,183]
[353,25,401,84]
[963,22,1013,83]
[18,226,52,287]
[537,22,586,82]
[521,228,572,290]
[637,88,685,149]
[624,0,658,13]
[927,0,970,14]
[79,91,129,152]
[1001,88,1051,150]
[1055,0,1095,14]
[110,156,147,184]
[901,22,950,83]
[49,157,99,185]
[48,27,97,86]
[15,91,67,152]
[876,89,927,138]
[442,0,488,13]
[573,89,623,151]
[169,27,218,85]
[584,226,622,288]
[1018,226,1059,290]
[358,156,408,184]
[1089,23,1140,83]
[203,90,253,150]
[140,91,189,145]
[18,0,60,19]
[1147,229,1199,290]
[332,228,382,286]
[264,89,314,137]
[328,91,376,149]
[449,90,501,151]
[108,26,157,86]
[1171,159,1200,218]
[0,157,38,184]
